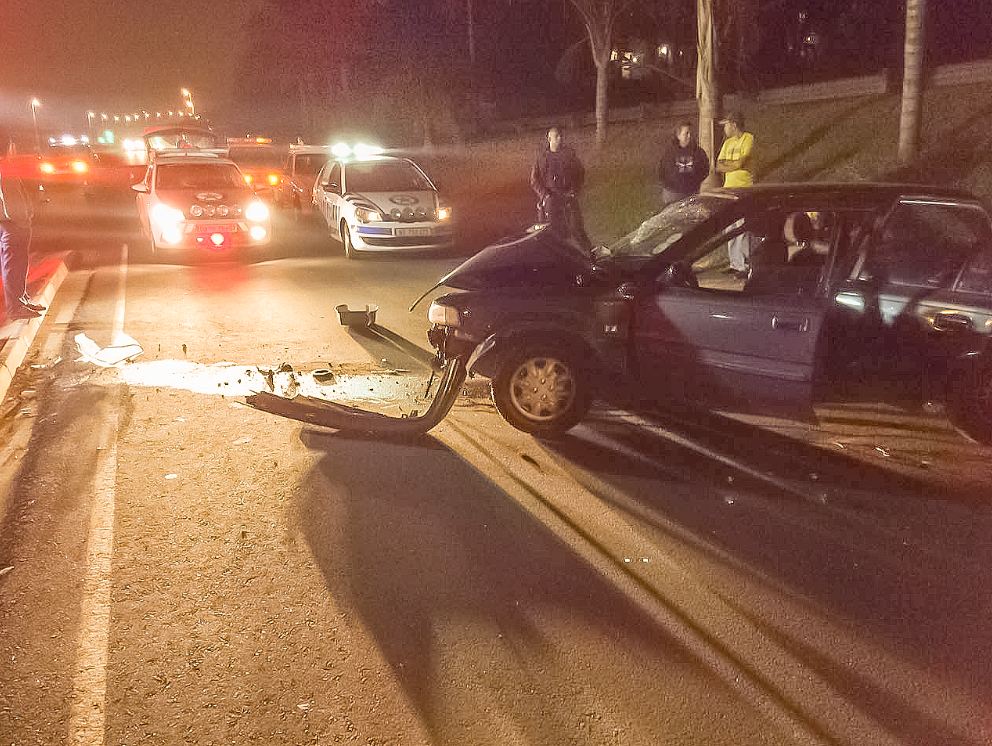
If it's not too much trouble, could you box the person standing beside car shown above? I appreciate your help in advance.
[0,129,44,321]
[716,112,755,277]
[658,121,709,206]
[530,125,591,249]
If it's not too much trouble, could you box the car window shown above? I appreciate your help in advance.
[228,147,283,169]
[955,246,992,295]
[295,154,327,176]
[860,201,989,289]
[689,209,840,296]
[155,163,245,190]
[344,161,431,192]
[327,163,341,188]
[609,194,732,258]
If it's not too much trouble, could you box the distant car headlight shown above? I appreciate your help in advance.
[151,203,185,229]
[436,206,452,221]
[427,301,460,328]
[39,162,56,174]
[249,225,268,241]
[189,204,204,217]
[71,160,89,174]
[355,207,383,223]
[267,173,280,186]
[243,174,253,185]
[245,200,269,222]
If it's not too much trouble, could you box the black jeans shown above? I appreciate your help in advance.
[537,192,591,249]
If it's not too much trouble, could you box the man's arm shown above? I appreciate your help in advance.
[529,158,546,199]
[716,133,753,173]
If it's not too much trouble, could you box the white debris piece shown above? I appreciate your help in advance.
[75,332,143,367]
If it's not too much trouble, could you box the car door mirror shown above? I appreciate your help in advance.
[659,260,697,289]
[131,183,148,193]
[323,182,338,193]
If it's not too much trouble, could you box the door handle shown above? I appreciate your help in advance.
[771,316,810,332]
[931,313,973,332]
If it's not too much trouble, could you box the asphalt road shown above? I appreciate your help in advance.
[0,192,990,745]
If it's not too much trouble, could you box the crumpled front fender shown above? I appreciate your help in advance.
[245,357,467,436]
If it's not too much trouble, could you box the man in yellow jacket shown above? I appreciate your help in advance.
[716,112,755,277]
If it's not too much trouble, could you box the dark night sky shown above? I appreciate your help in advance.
[1,0,990,132]
[0,0,263,127]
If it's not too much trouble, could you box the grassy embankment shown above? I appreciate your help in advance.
[432,81,992,247]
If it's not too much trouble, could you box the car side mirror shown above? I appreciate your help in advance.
[324,183,338,192]
[659,260,695,289]
[131,183,148,193]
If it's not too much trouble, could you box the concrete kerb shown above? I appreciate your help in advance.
[0,255,72,405]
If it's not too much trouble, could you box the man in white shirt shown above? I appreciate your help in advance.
[0,129,44,320]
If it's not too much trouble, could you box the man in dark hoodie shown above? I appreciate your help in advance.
[530,125,591,248]
[657,122,709,206]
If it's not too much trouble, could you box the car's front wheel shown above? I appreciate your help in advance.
[491,343,591,437]
[341,221,360,260]
[948,363,992,445]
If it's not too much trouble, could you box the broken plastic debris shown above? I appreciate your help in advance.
[724,496,735,505]
[312,368,336,384]
[233,437,252,446]
[164,473,179,480]
[29,356,62,370]
[0,566,12,578]
[297,702,312,712]
[75,332,143,367]
[277,362,294,373]
[809,473,819,481]
[623,557,632,563]
[874,446,891,458]
[832,442,846,450]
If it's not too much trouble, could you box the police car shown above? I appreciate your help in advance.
[132,151,271,255]
[311,144,453,258]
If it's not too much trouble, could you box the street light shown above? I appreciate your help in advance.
[29,98,41,153]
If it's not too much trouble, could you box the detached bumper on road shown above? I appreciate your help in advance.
[246,357,466,435]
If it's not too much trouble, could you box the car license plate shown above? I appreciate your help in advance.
[396,227,431,237]
[196,223,236,233]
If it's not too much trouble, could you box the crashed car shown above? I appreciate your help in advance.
[420,183,992,441]
[249,183,992,444]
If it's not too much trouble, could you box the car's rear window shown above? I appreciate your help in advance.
[155,163,245,190]
[294,154,328,176]
[228,147,283,169]
[346,161,431,193]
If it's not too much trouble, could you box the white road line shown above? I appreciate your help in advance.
[67,244,128,746]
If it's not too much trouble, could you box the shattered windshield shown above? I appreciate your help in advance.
[608,194,733,258]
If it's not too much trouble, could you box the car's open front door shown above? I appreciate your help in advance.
[631,209,836,420]
[633,288,827,419]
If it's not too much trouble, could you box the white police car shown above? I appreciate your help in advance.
[311,145,453,258]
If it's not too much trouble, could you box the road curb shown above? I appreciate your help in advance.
[0,256,71,405]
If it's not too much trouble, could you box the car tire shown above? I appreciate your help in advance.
[948,363,992,445]
[491,342,591,437]
[341,221,360,260]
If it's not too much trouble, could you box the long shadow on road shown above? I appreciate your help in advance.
[295,429,780,745]
[539,409,992,745]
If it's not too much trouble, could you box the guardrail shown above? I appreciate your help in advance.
[487,58,992,137]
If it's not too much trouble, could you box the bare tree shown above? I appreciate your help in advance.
[898,0,926,165]
[568,0,634,146]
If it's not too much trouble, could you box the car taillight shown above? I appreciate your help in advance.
[267,173,280,186]
[72,160,89,174]
[243,174,253,184]
[39,162,55,174]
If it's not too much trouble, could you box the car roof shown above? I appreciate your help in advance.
[290,145,329,155]
[337,155,406,166]
[720,182,979,204]
[154,152,236,166]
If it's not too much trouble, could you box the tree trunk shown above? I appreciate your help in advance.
[696,0,721,188]
[898,0,926,165]
[594,57,609,147]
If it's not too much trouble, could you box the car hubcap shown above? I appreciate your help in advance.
[508,356,576,422]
